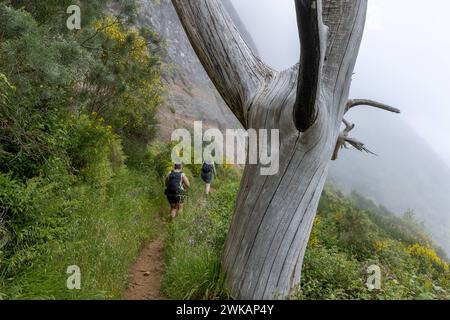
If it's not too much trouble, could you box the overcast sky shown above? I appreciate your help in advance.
[230,0,450,167]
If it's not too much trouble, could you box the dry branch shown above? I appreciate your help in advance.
[346,99,400,114]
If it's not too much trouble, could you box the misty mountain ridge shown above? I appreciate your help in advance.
[328,111,450,256]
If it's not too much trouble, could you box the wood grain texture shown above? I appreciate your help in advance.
[171,0,368,299]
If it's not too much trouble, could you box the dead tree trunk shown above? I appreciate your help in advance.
[172,0,398,299]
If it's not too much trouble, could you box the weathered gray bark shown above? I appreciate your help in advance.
[172,0,394,299]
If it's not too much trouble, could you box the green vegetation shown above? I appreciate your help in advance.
[162,183,450,300]
[162,167,240,300]
[1,0,448,301]
[0,1,166,299]
[1,169,165,299]
[294,187,449,300]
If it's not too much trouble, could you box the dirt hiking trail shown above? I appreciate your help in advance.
[123,189,209,300]
[123,234,165,300]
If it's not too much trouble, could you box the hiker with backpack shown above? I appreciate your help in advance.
[200,160,216,196]
[165,163,190,219]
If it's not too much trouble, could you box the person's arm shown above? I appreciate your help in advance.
[182,174,190,189]
[213,162,217,177]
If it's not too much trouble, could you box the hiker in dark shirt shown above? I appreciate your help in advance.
[165,163,190,218]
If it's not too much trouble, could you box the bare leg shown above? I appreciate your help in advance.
[205,183,211,195]
[170,204,177,219]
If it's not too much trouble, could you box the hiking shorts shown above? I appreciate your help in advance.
[166,193,185,204]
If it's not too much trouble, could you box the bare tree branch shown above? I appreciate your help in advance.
[346,99,400,114]
[332,118,377,160]
[334,97,398,160]
[293,0,328,132]
[342,118,355,133]
[344,136,377,156]
[332,118,353,160]
[332,134,346,160]
[171,0,273,128]
[332,134,377,160]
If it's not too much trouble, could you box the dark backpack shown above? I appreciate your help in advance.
[201,163,212,174]
[165,171,183,195]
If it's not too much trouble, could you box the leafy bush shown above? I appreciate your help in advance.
[0,173,74,276]
[0,1,165,299]
[292,246,369,300]
[0,4,88,178]
[144,142,177,179]
[407,243,449,274]
[65,114,124,187]
[295,186,450,300]
[76,15,165,163]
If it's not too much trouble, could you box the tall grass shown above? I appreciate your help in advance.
[1,169,166,299]
[161,169,241,300]
[161,176,449,300]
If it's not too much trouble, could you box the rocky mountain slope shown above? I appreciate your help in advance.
[136,0,257,138]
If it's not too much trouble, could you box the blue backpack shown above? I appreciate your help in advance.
[201,163,213,174]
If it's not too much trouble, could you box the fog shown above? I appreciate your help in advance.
[230,0,450,168]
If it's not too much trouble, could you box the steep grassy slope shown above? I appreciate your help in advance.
[162,174,450,300]
[328,111,450,257]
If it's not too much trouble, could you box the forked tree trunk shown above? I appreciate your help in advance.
[172,0,373,299]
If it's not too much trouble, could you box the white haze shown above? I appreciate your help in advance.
[230,0,450,168]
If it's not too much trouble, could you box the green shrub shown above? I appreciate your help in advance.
[295,187,450,300]
[293,246,369,300]
[0,173,75,276]
[65,114,124,187]
[144,142,176,179]
[0,1,166,300]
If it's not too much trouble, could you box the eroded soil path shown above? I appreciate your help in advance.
[123,234,165,300]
